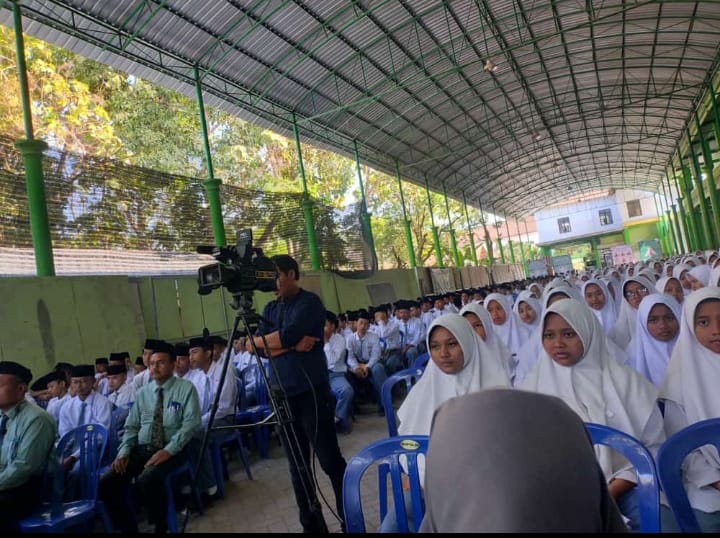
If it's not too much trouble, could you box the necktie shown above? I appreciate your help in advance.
[151,387,164,449]
[78,401,87,425]
[0,414,8,447]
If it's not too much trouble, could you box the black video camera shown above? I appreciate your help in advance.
[196,229,277,296]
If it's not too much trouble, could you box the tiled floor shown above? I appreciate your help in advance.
[183,411,390,533]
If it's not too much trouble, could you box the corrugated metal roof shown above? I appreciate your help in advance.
[0,0,719,218]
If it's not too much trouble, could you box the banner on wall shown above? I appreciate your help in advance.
[638,240,662,261]
[610,244,635,266]
[550,255,573,275]
[527,259,549,278]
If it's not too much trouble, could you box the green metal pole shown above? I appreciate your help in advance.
[679,163,700,251]
[662,177,681,254]
[462,193,478,266]
[494,206,506,264]
[292,113,321,270]
[652,194,668,256]
[353,140,377,268]
[13,2,54,276]
[591,237,602,269]
[666,210,677,255]
[480,201,493,264]
[688,133,715,249]
[673,168,692,252]
[504,218,516,264]
[442,183,460,267]
[395,161,417,268]
[194,65,226,247]
[696,115,720,248]
[424,176,443,267]
[516,218,528,277]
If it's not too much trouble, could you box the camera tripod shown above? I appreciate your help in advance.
[181,292,330,533]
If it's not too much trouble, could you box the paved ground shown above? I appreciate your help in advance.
[181,411,390,533]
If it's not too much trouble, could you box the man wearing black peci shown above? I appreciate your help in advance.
[243,254,347,533]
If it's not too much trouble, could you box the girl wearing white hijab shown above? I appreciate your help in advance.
[687,264,712,290]
[625,294,681,387]
[655,276,685,306]
[383,314,511,532]
[602,277,623,315]
[582,278,618,336]
[513,290,542,332]
[483,293,531,359]
[459,302,514,380]
[520,299,666,530]
[674,263,694,295]
[658,288,720,532]
[608,274,657,350]
[527,282,544,299]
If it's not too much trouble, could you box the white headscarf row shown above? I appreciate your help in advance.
[458,302,514,379]
[483,293,531,357]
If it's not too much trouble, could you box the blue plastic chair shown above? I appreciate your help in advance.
[164,458,204,533]
[585,422,660,532]
[19,423,113,533]
[208,428,253,499]
[343,435,429,533]
[235,362,273,458]
[412,352,430,370]
[381,368,424,437]
[656,417,720,532]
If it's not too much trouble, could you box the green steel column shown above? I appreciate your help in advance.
[292,113,321,270]
[516,219,528,277]
[678,165,700,251]
[688,134,715,249]
[504,218,516,264]
[462,193,478,266]
[697,116,720,247]
[424,176,443,267]
[442,184,460,267]
[494,206,506,264]
[13,3,54,276]
[591,237,602,269]
[395,161,417,268]
[194,65,226,247]
[673,169,692,252]
[353,140,377,266]
[660,174,684,254]
[652,194,669,256]
[623,227,631,246]
[480,202,493,264]
[665,210,677,255]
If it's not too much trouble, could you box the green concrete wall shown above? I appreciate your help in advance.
[598,232,625,246]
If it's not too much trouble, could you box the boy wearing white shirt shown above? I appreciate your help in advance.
[133,339,161,390]
[105,364,135,408]
[395,300,425,367]
[45,370,71,424]
[370,306,403,374]
[324,311,354,431]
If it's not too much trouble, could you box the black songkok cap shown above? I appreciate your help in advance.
[143,338,162,351]
[135,356,144,366]
[106,364,126,376]
[95,357,109,365]
[188,336,212,350]
[30,372,52,391]
[174,342,190,357]
[347,311,359,322]
[70,364,95,378]
[325,310,338,325]
[151,340,175,358]
[44,370,67,384]
[108,352,125,362]
[357,309,372,321]
[208,335,228,347]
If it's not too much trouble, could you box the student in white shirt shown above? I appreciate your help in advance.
[133,339,161,390]
[324,311,354,430]
[346,310,385,414]
[45,370,71,424]
[371,305,403,374]
[394,300,425,368]
[105,364,135,408]
[175,342,211,415]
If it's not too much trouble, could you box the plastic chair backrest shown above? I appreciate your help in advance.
[55,423,108,503]
[656,417,720,532]
[412,352,430,370]
[584,422,660,532]
[253,360,269,406]
[381,368,424,437]
[343,435,428,533]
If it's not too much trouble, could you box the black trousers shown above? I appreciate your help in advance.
[99,445,185,533]
[0,475,43,532]
[277,382,347,533]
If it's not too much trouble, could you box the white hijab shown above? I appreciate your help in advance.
[608,274,657,350]
[483,293,530,357]
[688,264,711,288]
[581,279,618,336]
[626,294,681,387]
[710,265,720,288]
[397,314,511,436]
[659,287,720,426]
[459,302,515,380]
[513,290,543,332]
[655,276,683,303]
[520,299,661,479]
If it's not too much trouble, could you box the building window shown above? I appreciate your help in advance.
[599,209,613,226]
[557,217,571,234]
[627,199,642,218]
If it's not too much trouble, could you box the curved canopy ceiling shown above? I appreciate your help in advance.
[2,0,720,218]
